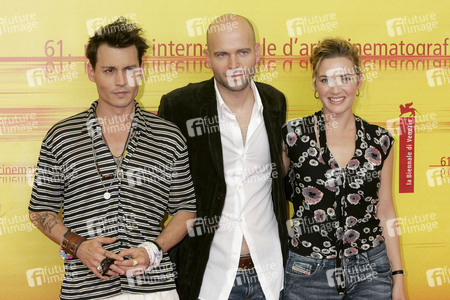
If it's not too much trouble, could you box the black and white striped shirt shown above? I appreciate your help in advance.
[29,100,196,299]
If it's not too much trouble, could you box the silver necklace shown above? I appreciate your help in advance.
[90,124,134,200]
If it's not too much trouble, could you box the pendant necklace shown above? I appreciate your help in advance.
[90,123,134,200]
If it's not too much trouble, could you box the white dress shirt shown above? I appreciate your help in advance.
[198,80,283,300]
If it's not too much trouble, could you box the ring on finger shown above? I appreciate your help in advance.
[132,259,138,267]
[97,266,102,273]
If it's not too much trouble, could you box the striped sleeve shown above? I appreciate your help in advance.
[29,135,63,213]
[167,138,196,215]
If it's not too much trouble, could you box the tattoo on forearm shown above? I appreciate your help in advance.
[37,212,60,233]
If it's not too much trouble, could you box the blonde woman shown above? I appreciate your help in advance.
[282,38,406,300]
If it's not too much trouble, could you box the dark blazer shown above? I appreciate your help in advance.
[158,78,288,300]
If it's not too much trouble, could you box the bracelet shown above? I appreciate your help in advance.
[138,241,163,272]
[153,240,163,252]
[61,232,87,258]
[59,248,73,259]
[392,270,405,276]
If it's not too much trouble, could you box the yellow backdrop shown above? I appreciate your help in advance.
[0,0,449,299]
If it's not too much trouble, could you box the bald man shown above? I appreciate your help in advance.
[158,14,288,300]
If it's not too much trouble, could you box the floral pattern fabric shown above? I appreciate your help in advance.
[283,110,394,259]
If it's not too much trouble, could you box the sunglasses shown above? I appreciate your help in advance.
[100,258,115,275]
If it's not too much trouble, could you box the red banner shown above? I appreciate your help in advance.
[399,117,415,193]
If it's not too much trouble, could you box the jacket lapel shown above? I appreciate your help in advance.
[198,78,226,182]
[258,83,282,157]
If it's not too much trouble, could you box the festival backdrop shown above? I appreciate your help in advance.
[0,0,449,299]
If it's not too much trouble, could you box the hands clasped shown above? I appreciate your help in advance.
[76,236,161,280]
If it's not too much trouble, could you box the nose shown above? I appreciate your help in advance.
[229,54,239,69]
[115,71,127,86]
[330,79,342,94]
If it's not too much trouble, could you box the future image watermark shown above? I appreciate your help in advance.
[229,262,279,287]
[426,266,450,287]
[186,14,237,37]
[126,164,175,187]
[286,13,338,37]
[0,213,36,235]
[326,264,378,288]
[426,67,450,87]
[126,262,177,286]
[32,163,78,187]
[225,163,279,185]
[86,213,137,238]
[426,168,450,187]
[386,212,438,237]
[186,215,222,237]
[86,13,136,36]
[26,63,78,88]
[0,12,38,35]
[287,214,337,239]
[126,63,178,87]
[0,113,38,135]
[86,114,135,137]
[284,113,338,146]
[26,264,65,287]
[226,63,279,88]
[323,63,378,87]
[386,13,438,37]
[185,115,219,137]
[386,112,438,136]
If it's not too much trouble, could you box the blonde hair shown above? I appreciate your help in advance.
[310,38,361,84]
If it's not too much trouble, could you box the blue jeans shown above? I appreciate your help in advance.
[283,243,392,299]
[228,268,265,300]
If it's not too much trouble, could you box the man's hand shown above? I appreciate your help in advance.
[76,236,124,280]
[114,247,151,277]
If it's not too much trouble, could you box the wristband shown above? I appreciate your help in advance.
[153,240,163,252]
[60,229,72,246]
[61,232,87,258]
[138,241,163,272]
[392,270,405,276]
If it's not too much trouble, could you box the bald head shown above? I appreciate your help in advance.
[203,14,261,93]
[206,14,256,48]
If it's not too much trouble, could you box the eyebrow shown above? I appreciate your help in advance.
[213,48,252,55]
[100,64,138,69]
[318,73,353,77]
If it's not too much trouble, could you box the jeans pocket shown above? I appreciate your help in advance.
[286,252,319,277]
[368,249,392,276]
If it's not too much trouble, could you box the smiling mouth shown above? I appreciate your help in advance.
[329,97,345,102]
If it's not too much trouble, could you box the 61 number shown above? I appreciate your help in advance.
[45,40,63,57]
[440,157,450,178]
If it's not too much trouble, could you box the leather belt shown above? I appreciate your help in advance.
[238,254,254,270]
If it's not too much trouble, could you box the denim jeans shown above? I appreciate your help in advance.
[228,268,266,300]
[283,243,392,299]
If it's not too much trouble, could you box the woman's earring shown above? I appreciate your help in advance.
[356,89,360,97]
[314,91,319,99]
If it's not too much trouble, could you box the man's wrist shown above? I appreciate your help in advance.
[138,241,163,272]
[61,231,86,258]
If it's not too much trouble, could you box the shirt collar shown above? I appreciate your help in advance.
[85,100,146,137]
[214,79,264,117]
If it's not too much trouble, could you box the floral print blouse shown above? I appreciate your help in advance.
[283,110,394,260]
